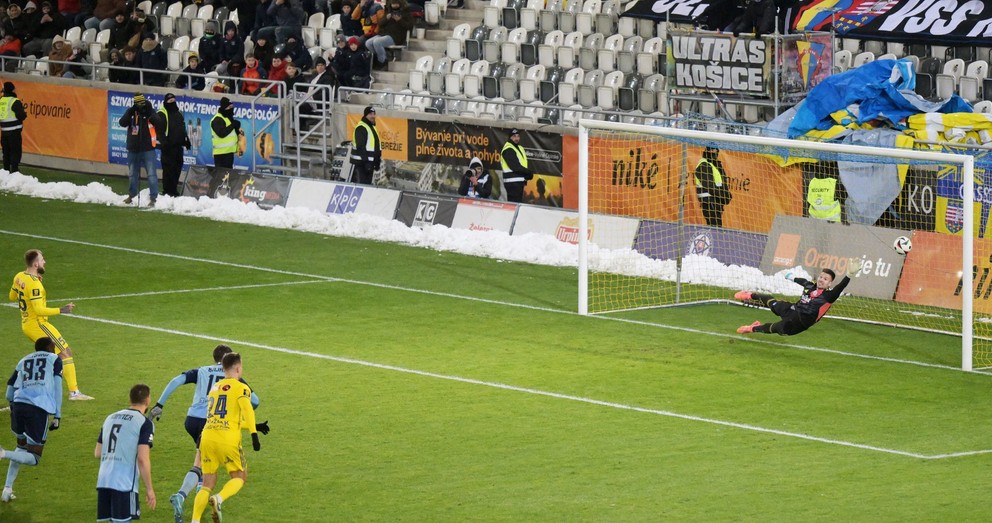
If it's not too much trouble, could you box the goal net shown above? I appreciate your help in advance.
[577,120,986,371]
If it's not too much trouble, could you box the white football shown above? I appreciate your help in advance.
[893,235,912,255]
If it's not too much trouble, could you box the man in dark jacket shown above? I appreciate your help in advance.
[210,96,241,169]
[152,93,191,197]
[218,20,245,75]
[283,34,311,71]
[138,32,167,86]
[458,156,492,199]
[0,82,27,173]
[226,0,256,39]
[349,106,380,184]
[256,0,305,44]
[23,1,68,58]
[118,92,159,206]
[198,20,223,72]
[108,10,131,50]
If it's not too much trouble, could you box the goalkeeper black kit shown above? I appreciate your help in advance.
[749,275,851,335]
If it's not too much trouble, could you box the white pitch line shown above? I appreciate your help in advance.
[63,313,992,460]
[0,228,977,374]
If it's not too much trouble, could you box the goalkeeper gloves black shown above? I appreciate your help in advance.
[148,403,164,421]
[256,420,270,435]
[49,418,60,431]
[251,433,261,451]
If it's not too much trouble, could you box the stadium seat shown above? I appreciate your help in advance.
[463,72,482,97]
[319,28,336,49]
[960,75,980,102]
[326,13,341,30]
[484,0,505,29]
[175,17,191,37]
[876,53,896,61]
[562,104,584,126]
[212,6,229,22]
[636,37,662,76]
[966,60,989,80]
[579,32,604,70]
[841,37,861,54]
[596,34,623,72]
[460,98,482,118]
[96,28,110,46]
[427,56,451,95]
[65,26,81,43]
[914,72,934,99]
[518,64,545,102]
[191,18,205,38]
[557,0,580,33]
[302,26,316,48]
[833,49,852,73]
[919,56,943,76]
[864,40,884,56]
[408,55,433,91]
[935,73,955,99]
[444,57,470,96]
[447,23,471,59]
[159,14,174,36]
[908,43,931,58]
[181,3,197,19]
[618,16,635,38]
[618,35,642,74]
[742,104,760,124]
[984,78,992,99]
[518,100,545,123]
[975,100,992,114]
[887,41,905,57]
[595,12,616,35]
[197,4,213,20]
[596,70,623,111]
[577,68,603,107]
[137,0,152,13]
[948,45,975,61]
[943,58,965,82]
[307,12,325,29]
[519,0,541,30]
[167,48,181,71]
[81,28,97,43]
[852,51,874,68]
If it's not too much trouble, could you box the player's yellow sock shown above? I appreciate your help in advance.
[217,477,244,502]
[191,486,212,521]
[61,358,78,392]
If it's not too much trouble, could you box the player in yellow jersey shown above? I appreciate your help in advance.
[8,249,93,401]
[191,352,261,523]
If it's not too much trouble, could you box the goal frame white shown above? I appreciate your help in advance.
[577,120,978,371]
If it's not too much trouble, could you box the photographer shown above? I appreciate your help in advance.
[458,157,491,199]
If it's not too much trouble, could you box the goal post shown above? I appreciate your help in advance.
[577,120,980,371]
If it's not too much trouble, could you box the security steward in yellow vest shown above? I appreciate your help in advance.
[694,146,732,227]
[500,128,533,203]
[807,175,841,222]
[210,96,241,169]
[153,93,192,197]
[350,106,381,185]
[0,81,27,173]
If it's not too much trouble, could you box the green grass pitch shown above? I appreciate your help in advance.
[1,169,992,522]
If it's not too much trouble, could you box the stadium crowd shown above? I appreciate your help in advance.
[0,0,424,93]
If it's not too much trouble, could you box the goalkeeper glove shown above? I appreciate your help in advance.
[49,418,60,431]
[251,433,261,451]
[256,420,270,435]
[847,257,864,278]
[148,403,164,421]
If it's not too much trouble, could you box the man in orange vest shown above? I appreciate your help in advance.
[117,93,159,207]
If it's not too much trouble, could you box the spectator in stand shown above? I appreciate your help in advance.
[330,34,349,87]
[252,36,274,72]
[86,0,126,30]
[283,61,305,102]
[176,52,206,91]
[340,0,362,36]
[256,0,304,45]
[251,0,276,41]
[108,10,131,51]
[59,0,81,19]
[138,33,167,86]
[23,1,68,58]
[239,53,267,95]
[47,34,71,76]
[217,21,245,76]
[119,45,140,84]
[198,20,223,72]
[62,40,93,79]
[343,36,371,89]
[266,52,288,94]
[0,34,21,73]
[127,8,156,45]
[307,56,334,92]
[3,4,34,48]
[356,1,384,44]
[283,34,311,71]
[226,0,255,39]
[366,0,412,70]
[107,47,127,82]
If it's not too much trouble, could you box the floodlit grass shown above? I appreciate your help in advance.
[1,171,992,522]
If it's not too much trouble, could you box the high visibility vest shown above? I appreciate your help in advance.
[807,177,841,222]
[350,120,379,162]
[0,96,22,131]
[211,113,238,155]
[500,141,528,183]
[694,158,724,197]
[157,106,170,137]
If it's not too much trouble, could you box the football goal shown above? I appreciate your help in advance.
[577,120,985,371]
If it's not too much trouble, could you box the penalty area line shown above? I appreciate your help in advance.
[67,312,990,460]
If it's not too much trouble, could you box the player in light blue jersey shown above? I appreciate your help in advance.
[96,383,156,522]
[147,344,265,523]
[0,337,63,502]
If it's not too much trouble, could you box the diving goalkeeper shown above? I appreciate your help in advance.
[734,258,863,336]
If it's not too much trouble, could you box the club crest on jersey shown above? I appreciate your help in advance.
[222,384,231,391]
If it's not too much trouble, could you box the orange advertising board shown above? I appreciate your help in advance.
[19,79,108,162]
[895,231,992,314]
[345,113,408,161]
[561,135,803,233]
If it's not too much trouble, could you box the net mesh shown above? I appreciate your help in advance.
[583,124,992,368]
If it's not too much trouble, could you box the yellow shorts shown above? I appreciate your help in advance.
[199,437,246,474]
[22,320,70,355]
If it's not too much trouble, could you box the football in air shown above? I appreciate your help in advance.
[893,235,912,256]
